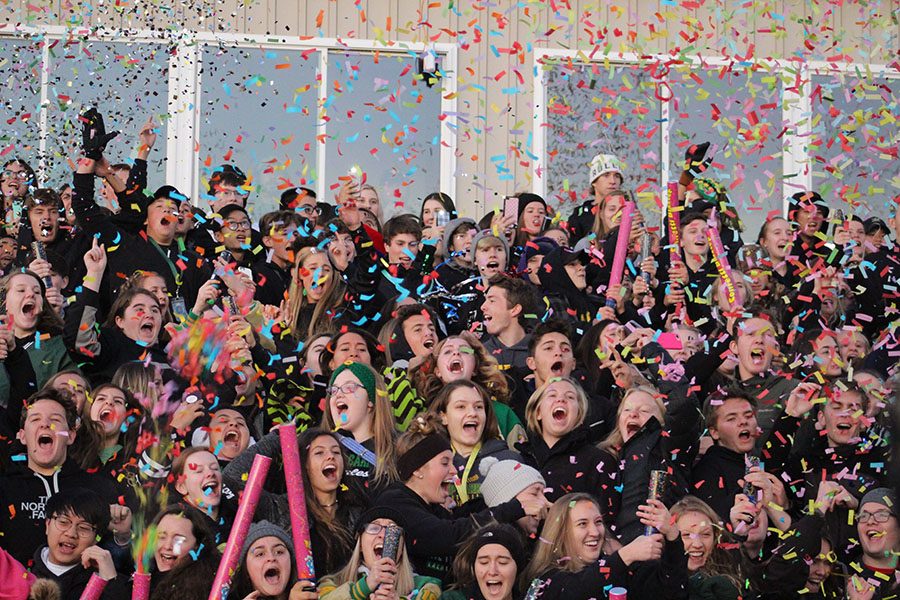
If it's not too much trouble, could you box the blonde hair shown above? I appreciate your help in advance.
[524,493,601,583]
[597,385,665,458]
[591,189,628,240]
[523,376,588,435]
[334,523,415,595]
[285,246,345,340]
[321,363,398,484]
[670,496,742,587]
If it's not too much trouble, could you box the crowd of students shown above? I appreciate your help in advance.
[0,107,897,600]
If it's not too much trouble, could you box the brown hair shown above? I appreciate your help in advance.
[411,332,510,404]
[427,380,501,447]
[321,363,398,484]
[0,270,64,335]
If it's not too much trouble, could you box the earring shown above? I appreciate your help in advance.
[416,473,424,479]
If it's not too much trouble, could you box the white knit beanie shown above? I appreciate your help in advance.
[479,457,546,507]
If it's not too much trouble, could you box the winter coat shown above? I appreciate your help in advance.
[530,538,689,600]
[515,425,615,514]
[0,335,75,412]
[372,482,525,584]
[29,547,131,600]
[62,288,169,385]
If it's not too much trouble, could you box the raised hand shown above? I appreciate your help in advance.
[81,108,119,160]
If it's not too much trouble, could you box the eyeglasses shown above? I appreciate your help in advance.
[225,220,252,231]
[3,169,29,180]
[858,510,893,524]
[216,188,250,200]
[363,523,400,536]
[297,205,319,216]
[53,515,97,539]
[327,382,365,397]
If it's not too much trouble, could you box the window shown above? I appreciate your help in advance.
[537,53,900,239]
[44,37,170,189]
[0,36,43,166]
[810,70,899,220]
[324,50,443,219]
[198,44,320,218]
[668,62,786,238]
[542,59,661,218]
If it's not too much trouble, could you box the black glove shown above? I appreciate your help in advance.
[683,141,711,175]
[81,107,119,160]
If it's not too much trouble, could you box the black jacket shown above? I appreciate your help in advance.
[72,171,212,309]
[515,425,616,515]
[30,547,131,600]
[63,287,169,384]
[373,481,525,584]
[532,538,689,600]
[691,445,747,521]
[0,459,118,565]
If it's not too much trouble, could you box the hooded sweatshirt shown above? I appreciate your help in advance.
[0,459,117,566]
[537,248,602,338]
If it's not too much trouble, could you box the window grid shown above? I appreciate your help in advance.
[533,49,899,227]
[0,27,457,215]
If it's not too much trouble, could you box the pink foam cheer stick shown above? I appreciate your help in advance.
[279,423,316,581]
[706,217,737,307]
[79,574,107,600]
[208,453,273,600]
[131,572,151,600]
[606,200,635,308]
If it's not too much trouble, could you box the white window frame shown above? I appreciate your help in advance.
[532,49,898,221]
[0,26,458,208]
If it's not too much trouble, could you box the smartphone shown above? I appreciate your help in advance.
[435,209,450,228]
[743,455,760,505]
[503,195,519,225]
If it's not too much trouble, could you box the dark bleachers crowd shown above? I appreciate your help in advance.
[0,108,897,600]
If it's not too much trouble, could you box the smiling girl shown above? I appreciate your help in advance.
[515,377,612,507]
[598,385,701,543]
[318,506,442,600]
[428,380,520,506]
[232,521,320,600]
[223,428,365,576]
[170,446,236,544]
[444,524,527,600]
[523,493,689,600]
[64,237,168,382]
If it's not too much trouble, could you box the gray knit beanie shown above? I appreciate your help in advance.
[442,217,477,253]
[860,487,897,515]
[479,457,545,507]
[241,520,295,563]
[470,230,510,264]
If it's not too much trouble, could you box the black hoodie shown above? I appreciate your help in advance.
[0,459,117,566]
[537,248,602,338]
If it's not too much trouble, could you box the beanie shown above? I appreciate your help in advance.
[478,457,546,508]
[470,230,510,264]
[329,362,377,404]
[357,505,406,533]
[241,521,294,563]
[859,487,897,515]
[442,217,477,254]
[469,524,527,573]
